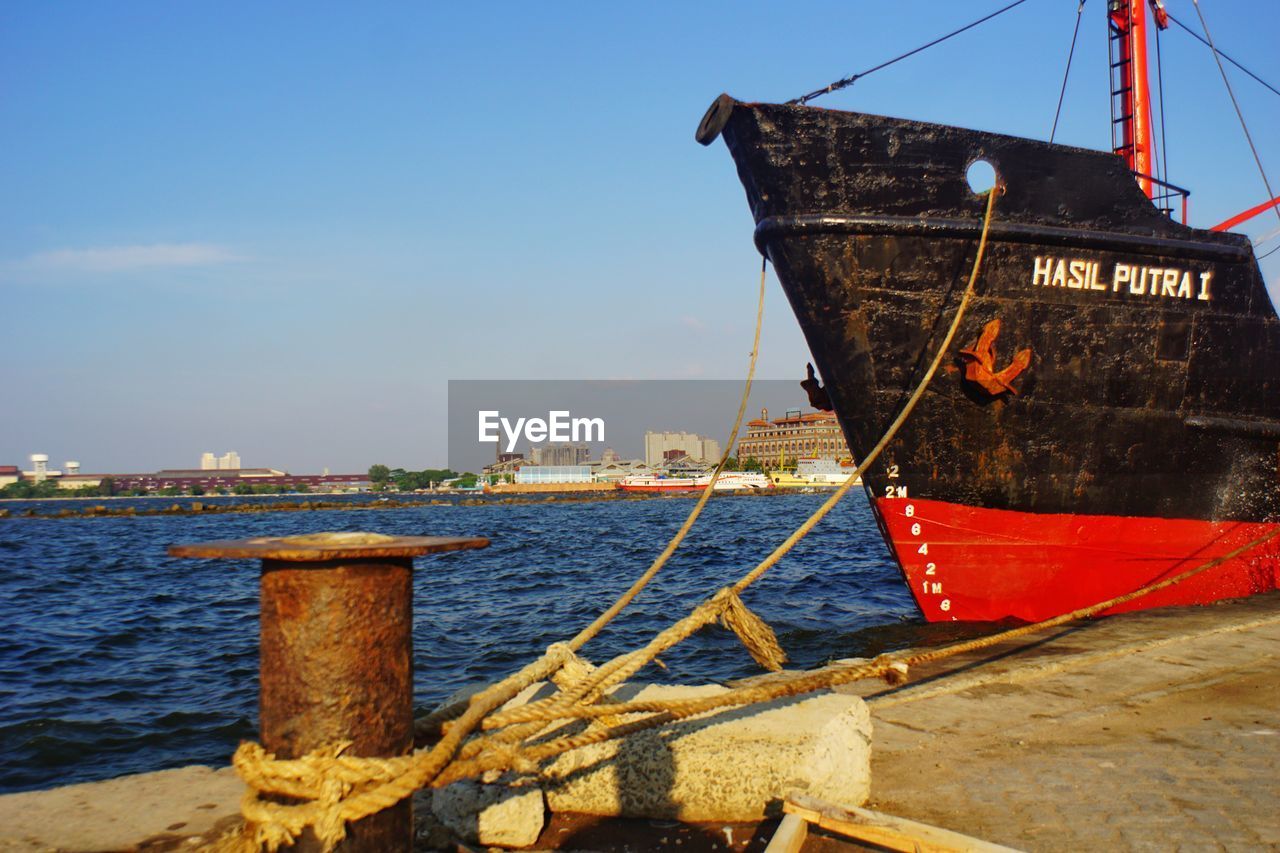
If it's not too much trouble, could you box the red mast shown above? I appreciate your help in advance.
[1108,0,1168,199]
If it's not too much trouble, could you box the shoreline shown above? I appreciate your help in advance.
[0,486,829,519]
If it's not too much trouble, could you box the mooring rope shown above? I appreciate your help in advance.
[220,183,1277,852]
[412,260,769,744]
[216,189,1002,850]
[477,185,1002,736]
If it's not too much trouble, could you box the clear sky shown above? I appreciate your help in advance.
[4,1,1278,474]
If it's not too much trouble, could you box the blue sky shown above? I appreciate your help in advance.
[4,1,1278,473]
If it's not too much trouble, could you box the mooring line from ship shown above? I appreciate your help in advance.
[218,191,1001,850]
[432,526,1280,788]
[222,523,1280,851]
[411,259,769,753]
[476,187,1002,736]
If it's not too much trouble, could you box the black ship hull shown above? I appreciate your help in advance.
[702,97,1280,621]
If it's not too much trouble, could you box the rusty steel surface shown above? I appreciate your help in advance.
[707,96,1280,522]
[259,556,414,851]
[167,532,488,562]
[167,531,487,851]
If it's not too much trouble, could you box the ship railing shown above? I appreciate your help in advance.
[1134,170,1190,224]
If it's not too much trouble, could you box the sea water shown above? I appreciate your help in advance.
[0,492,917,793]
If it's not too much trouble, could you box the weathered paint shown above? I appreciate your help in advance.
[706,96,1280,621]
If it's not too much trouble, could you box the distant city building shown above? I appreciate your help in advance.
[515,465,593,484]
[482,457,525,482]
[737,408,852,465]
[531,443,589,466]
[586,454,652,482]
[201,451,242,470]
[2,457,366,494]
[643,431,721,467]
[29,454,49,483]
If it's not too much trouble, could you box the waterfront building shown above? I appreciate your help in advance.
[0,466,20,487]
[514,465,593,485]
[587,457,653,482]
[736,408,852,465]
[643,431,721,467]
[482,457,525,482]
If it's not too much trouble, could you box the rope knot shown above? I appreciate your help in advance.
[717,588,788,672]
[546,643,597,690]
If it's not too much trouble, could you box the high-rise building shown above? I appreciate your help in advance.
[532,443,589,466]
[643,431,721,467]
[201,451,242,470]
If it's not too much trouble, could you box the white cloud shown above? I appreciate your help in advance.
[23,243,242,273]
[679,315,706,331]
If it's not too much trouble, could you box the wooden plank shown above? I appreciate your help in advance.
[783,793,1024,853]
[765,813,810,853]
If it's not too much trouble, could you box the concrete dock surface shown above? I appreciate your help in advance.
[1,592,1276,851]
[842,591,1280,851]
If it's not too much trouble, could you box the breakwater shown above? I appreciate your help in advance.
[0,488,801,520]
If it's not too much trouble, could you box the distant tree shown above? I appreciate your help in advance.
[722,456,741,471]
[368,464,391,490]
[1,481,34,499]
[97,477,117,497]
[739,457,765,473]
[233,483,255,495]
[189,484,205,496]
[159,485,182,496]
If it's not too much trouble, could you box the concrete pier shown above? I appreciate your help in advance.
[1,592,1276,851]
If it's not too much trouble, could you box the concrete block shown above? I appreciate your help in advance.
[431,780,546,848]
[537,682,872,821]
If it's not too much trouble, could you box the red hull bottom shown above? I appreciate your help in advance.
[874,497,1280,623]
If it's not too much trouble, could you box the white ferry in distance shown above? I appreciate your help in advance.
[618,472,773,493]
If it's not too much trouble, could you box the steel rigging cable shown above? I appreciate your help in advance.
[1050,0,1086,144]
[1190,0,1280,228]
[789,0,1035,106]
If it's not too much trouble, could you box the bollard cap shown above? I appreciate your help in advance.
[168,531,489,561]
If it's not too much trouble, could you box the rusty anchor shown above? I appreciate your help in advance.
[958,319,1032,396]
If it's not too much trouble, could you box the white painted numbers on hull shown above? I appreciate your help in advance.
[1031,256,1212,302]
[903,502,952,618]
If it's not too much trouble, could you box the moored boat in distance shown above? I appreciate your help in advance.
[700,0,1280,622]
[619,472,773,494]
[769,458,863,489]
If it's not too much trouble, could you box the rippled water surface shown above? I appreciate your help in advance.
[0,492,920,793]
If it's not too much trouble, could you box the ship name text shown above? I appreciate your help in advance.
[1031,256,1211,302]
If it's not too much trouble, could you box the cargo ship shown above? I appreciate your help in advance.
[698,0,1280,622]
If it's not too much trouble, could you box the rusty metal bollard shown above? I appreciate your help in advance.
[170,531,489,851]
